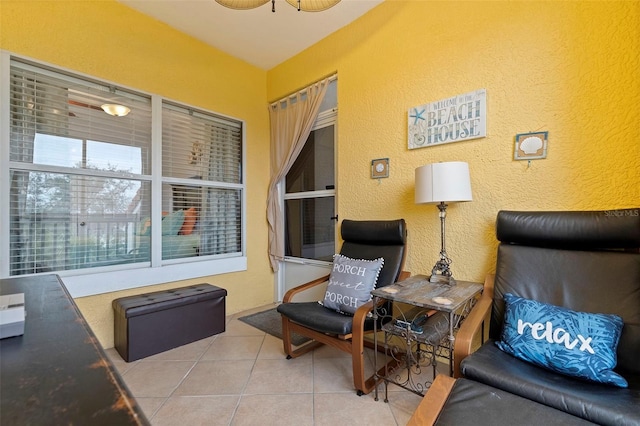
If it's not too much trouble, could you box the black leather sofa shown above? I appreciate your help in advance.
[410,209,640,425]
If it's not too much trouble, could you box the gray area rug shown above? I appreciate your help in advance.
[238,307,310,347]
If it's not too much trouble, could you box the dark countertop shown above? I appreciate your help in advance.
[0,274,149,425]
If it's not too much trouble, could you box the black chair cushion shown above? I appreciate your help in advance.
[435,378,596,426]
[277,301,374,335]
[461,342,640,426]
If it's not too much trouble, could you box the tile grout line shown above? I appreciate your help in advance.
[146,334,220,422]
[227,318,268,426]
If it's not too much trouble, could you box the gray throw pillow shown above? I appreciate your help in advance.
[322,254,384,315]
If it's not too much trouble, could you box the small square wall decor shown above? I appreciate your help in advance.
[371,158,389,179]
[514,131,548,160]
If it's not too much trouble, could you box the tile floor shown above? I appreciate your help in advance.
[106,304,433,426]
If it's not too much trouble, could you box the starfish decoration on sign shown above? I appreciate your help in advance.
[410,108,426,125]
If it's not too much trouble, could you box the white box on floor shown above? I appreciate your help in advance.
[0,293,25,339]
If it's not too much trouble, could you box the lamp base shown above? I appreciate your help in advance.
[429,274,457,286]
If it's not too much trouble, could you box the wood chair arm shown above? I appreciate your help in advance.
[397,270,411,282]
[351,271,411,339]
[453,274,495,378]
[352,270,411,340]
[352,299,374,341]
[407,374,456,426]
[282,274,330,303]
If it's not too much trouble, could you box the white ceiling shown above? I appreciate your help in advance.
[118,0,384,70]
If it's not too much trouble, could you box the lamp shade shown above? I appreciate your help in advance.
[215,0,269,9]
[415,161,472,204]
[285,0,341,11]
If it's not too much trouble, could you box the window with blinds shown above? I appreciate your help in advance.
[162,103,243,259]
[6,58,244,277]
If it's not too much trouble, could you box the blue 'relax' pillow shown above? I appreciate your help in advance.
[495,293,627,388]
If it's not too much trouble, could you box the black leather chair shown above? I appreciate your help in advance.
[277,219,408,395]
[411,209,640,425]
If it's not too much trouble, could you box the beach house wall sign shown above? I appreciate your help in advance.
[408,89,487,149]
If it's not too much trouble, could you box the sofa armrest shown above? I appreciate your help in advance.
[453,274,495,377]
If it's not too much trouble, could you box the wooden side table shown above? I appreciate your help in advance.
[371,275,482,401]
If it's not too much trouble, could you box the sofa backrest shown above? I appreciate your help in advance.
[490,209,640,375]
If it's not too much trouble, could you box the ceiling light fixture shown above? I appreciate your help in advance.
[101,104,131,117]
[215,0,340,13]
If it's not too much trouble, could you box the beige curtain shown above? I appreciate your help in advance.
[267,77,330,272]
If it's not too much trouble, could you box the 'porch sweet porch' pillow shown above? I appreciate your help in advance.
[321,254,384,315]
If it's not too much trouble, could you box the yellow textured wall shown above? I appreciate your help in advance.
[268,0,640,283]
[1,1,274,346]
[2,0,639,348]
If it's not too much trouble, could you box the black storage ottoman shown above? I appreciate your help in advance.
[113,283,227,362]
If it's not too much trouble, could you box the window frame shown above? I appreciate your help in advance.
[0,51,247,298]
[283,108,337,264]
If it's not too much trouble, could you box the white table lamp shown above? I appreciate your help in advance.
[415,161,472,285]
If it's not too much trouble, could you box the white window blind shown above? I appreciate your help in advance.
[5,57,245,286]
[9,171,152,274]
[160,103,243,259]
[9,59,152,275]
[1,55,247,295]
[10,61,152,170]
[162,102,241,183]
